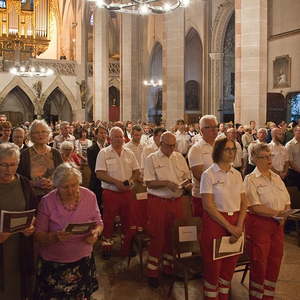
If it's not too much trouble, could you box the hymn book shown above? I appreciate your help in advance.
[65,222,97,234]
[0,209,36,233]
[213,233,244,260]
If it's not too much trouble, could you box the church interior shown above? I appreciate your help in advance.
[0,0,300,300]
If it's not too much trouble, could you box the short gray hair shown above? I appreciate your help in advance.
[60,141,74,150]
[251,143,270,160]
[29,119,51,138]
[0,143,20,161]
[199,115,218,129]
[52,163,82,187]
[109,126,124,138]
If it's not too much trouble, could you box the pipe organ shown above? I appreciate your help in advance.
[0,0,51,60]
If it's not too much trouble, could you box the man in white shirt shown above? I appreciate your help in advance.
[141,127,166,170]
[124,125,144,167]
[53,121,75,150]
[268,127,289,179]
[226,128,243,172]
[175,119,191,156]
[12,127,27,151]
[95,127,140,258]
[141,123,152,145]
[286,125,300,190]
[144,132,191,288]
[188,115,218,217]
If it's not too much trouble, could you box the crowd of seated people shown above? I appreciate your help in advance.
[0,112,299,300]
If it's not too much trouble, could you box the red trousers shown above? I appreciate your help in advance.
[129,197,148,230]
[246,214,284,300]
[201,211,241,300]
[102,189,136,255]
[192,196,203,217]
[146,195,183,278]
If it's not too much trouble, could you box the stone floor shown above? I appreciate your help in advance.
[92,232,300,300]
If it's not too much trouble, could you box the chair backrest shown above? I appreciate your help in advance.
[287,186,300,209]
[172,217,202,258]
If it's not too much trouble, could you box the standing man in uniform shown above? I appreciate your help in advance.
[95,127,140,258]
[144,132,191,288]
[188,115,218,217]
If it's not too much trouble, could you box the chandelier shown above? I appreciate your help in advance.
[143,79,163,87]
[9,66,54,77]
[89,0,190,15]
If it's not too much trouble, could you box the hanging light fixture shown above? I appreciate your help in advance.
[9,65,54,77]
[143,79,163,87]
[89,0,190,15]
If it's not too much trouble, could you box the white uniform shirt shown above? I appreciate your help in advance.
[268,141,289,173]
[244,168,290,211]
[141,134,152,145]
[191,133,202,144]
[124,140,144,168]
[200,163,244,213]
[95,145,139,192]
[233,141,243,168]
[188,139,213,198]
[144,149,190,199]
[141,142,159,169]
[175,130,191,155]
[285,138,300,171]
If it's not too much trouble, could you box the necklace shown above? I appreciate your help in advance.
[32,145,49,155]
[58,192,80,212]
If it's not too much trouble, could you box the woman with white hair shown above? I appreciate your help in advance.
[17,119,63,200]
[34,163,103,299]
[0,143,37,300]
[60,140,81,166]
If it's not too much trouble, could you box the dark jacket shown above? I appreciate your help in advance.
[87,142,102,195]
[17,147,63,180]
[0,175,38,299]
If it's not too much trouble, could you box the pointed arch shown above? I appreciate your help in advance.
[185,27,203,114]
[0,76,36,106]
[42,76,78,111]
[147,42,163,124]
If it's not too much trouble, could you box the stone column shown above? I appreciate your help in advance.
[209,52,224,120]
[163,9,185,129]
[121,15,141,121]
[235,0,268,126]
[93,8,109,121]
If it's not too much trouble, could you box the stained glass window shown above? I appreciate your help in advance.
[0,0,6,9]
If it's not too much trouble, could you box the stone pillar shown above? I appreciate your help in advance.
[121,15,141,121]
[209,52,224,120]
[73,109,85,121]
[93,8,109,121]
[235,0,268,126]
[163,9,185,129]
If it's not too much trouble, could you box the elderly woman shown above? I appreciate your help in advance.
[0,143,37,300]
[17,120,63,199]
[60,140,81,166]
[200,137,247,300]
[244,143,290,300]
[34,163,103,300]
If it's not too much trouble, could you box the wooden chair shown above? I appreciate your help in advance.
[168,217,203,300]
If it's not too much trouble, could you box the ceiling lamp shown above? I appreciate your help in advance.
[89,0,190,15]
[143,79,163,87]
[10,66,54,77]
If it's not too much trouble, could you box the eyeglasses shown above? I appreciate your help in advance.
[257,155,273,160]
[0,162,19,168]
[224,147,237,152]
[203,126,218,130]
[31,131,50,135]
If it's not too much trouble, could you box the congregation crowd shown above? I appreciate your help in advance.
[0,112,300,300]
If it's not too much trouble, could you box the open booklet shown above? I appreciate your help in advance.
[273,209,300,221]
[0,209,36,233]
[213,233,244,261]
[65,222,97,235]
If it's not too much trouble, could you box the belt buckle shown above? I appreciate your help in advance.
[228,212,234,216]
